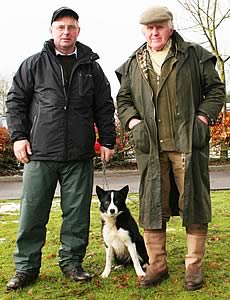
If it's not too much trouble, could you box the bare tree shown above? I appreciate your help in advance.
[0,79,10,115]
[177,0,230,84]
[177,0,230,158]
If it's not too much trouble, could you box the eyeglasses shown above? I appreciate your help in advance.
[54,25,79,32]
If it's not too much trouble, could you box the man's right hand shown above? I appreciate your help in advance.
[13,139,32,164]
[128,118,141,129]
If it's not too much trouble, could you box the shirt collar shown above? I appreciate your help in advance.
[55,47,77,56]
[147,38,172,54]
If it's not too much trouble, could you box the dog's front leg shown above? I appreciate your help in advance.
[101,245,113,278]
[127,243,146,277]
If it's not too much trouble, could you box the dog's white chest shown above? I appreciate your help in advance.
[103,220,130,255]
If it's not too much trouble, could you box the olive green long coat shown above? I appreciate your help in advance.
[116,31,225,229]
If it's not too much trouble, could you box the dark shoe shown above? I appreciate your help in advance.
[185,265,203,291]
[139,265,169,288]
[6,271,38,291]
[62,266,92,282]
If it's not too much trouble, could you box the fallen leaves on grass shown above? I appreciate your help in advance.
[46,253,57,259]
[28,288,33,296]
[113,274,130,288]
[208,236,223,242]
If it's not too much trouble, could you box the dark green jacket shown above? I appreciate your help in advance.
[116,31,225,229]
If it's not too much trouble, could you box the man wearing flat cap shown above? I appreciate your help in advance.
[116,5,224,290]
[6,7,115,290]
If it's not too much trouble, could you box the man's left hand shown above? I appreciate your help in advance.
[197,115,209,125]
[100,146,114,162]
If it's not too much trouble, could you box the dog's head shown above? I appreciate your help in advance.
[96,185,129,217]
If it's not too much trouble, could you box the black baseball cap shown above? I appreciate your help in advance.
[51,7,79,25]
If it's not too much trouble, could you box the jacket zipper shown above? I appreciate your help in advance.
[30,115,38,147]
[60,64,68,159]
[60,65,68,109]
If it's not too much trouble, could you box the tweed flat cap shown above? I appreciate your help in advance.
[139,6,173,24]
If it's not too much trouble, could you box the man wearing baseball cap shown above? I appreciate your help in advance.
[116,5,224,290]
[6,7,115,290]
[51,7,79,24]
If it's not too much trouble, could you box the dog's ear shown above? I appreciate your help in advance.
[96,185,105,199]
[120,185,129,197]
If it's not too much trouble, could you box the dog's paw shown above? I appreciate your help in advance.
[101,271,110,278]
[114,265,125,270]
[137,270,146,277]
[137,275,145,282]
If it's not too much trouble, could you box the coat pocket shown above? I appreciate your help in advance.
[192,116,210,149]
[129,121,150,154]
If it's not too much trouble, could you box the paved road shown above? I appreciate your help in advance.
[0,167,229,200]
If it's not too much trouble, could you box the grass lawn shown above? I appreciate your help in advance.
[0,191,229,300]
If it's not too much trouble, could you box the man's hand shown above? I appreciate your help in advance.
[13,139,32,164]
[100,146,114,162]
[129,118,141,129]
[197,115,208,125]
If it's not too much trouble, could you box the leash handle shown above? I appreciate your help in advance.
[102,159,109,190]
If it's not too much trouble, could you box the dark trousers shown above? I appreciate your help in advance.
[14,160,94,273]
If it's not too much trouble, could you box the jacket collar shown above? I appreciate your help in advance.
[43,39,99,62]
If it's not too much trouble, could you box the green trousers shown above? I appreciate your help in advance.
[14,160,94,273]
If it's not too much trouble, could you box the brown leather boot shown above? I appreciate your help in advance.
[184,233,206,291]
[140,230,168,288]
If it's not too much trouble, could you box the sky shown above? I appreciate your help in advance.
[1,0,229,96]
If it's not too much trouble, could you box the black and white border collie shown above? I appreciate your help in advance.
[96,185,149,278]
